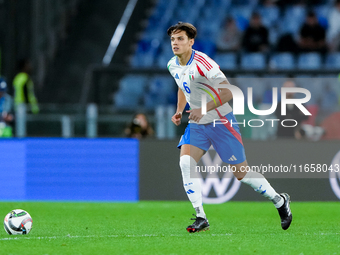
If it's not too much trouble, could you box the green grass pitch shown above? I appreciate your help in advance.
[0,201,339,255]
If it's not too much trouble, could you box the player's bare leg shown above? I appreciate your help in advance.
[180,144,204,162]
[180,144,209,232]
[230,160,292,230]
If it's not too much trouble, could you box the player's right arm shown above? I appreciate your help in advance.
[172,88,187,126]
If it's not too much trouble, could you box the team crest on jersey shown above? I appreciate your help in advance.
[174,73,179,79]
[189,70,194,80]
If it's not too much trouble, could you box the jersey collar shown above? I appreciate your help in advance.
[176,50,195,66]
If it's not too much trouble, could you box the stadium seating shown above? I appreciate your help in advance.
[211,0,232,7]
[114,75,150,109]
[196,19,222,41]
[230,6,254,22]
[232,0,258,7]
[240,53,267,70]
[313,4,331,20]
[284,5,307,25]
[114,75,148,108]
[131,39,161,67]
[143,75,176,109]
[131,0,337,71]
[268,27,280,46]
[131,52,155,67]
[156,43,174,68]
[258,5,280,28]
[177,5,199,25]
[325,53,340,69]
[297,53,322,70]
[117,75,148,95]
[276,6,306,37]
[278,17,302,37]
[193,39,216,58]
[148,75,175,97]
[214,53,237,70]
[114,92,141,109]
[270,53,296,70]
[122,0,340,113]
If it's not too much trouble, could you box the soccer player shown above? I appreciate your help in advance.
[167,22,292,233]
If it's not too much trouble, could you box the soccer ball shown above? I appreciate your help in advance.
[3,209,33,235]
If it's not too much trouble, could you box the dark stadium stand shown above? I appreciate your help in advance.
[110,0,340,114]
[41,0,154,104]
[1,0,338,137]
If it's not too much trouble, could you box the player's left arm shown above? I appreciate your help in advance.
[187,80,232,122]
[205,80,233,111]
[187,59,233,122]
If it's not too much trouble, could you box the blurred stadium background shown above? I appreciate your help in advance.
[1,1,340,254]
[0,0,340,202]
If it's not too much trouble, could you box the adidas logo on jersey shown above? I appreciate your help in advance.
[187,189,195,194]
[175,73,179,79]
[228,155,237,162]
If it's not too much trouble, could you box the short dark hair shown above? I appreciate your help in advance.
[167,22,197,39]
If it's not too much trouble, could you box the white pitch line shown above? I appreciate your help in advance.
[0,233,233,241]
[1,232,339,241]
